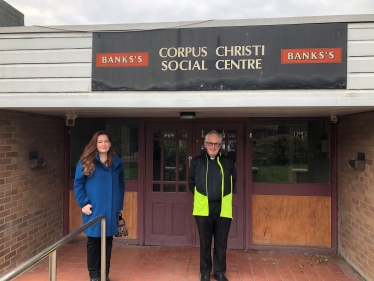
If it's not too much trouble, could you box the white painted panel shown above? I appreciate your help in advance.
[0,78,91,92]
[0,33,92,39]
[0,49,92,64]
[347,73,374,90]
[2,90,374,120]
[348,28,374,41]
[347,41,374,57]
[349,23,374,29]
[0,37,92,51]
[348,57,374,73]
[0,64,91,78]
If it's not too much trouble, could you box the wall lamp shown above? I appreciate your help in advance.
[180,112,196,119]
[64,115,77,126]
[348,152,365,171]
[29,151,45,169]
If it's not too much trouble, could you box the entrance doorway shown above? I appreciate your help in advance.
[144,122,244,249]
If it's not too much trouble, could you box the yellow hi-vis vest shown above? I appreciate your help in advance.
[192,157,233,218]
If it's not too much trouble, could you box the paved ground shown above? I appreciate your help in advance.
[12,241,365,281]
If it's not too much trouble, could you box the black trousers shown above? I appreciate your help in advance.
[195,201,231,276]
[87,236,113,279]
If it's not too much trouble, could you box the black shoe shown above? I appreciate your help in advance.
[90,278,99,281]
[201,274,210,280]
[213,274,228,281]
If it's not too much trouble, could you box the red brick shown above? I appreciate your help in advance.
[0,171,11,178]
[0,133,12,139]
[0,158,11,165]
[5,152,18,158]
[338,111,374,281]
[363,235,372,245]
[5,139,18,145]
[0,120,12,126]
[5,164,18,170]
[5,126,17,133]
[0,109,64,275]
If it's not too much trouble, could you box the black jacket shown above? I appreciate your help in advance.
[188,152,236,197]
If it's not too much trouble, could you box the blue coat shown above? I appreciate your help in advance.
[74,154,125,237]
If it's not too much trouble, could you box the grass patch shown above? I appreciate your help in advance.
[254,164,307,183]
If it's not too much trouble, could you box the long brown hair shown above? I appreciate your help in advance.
[79,130,115,176]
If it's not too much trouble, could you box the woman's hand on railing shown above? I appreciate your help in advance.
[82,204,92,215]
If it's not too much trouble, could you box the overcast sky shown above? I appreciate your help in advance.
[7,0,374,26]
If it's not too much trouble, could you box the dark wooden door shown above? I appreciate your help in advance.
[194,123,245,249]
[144,122,245,249]
[144,123,194,246]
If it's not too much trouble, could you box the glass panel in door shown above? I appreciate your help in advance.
[145,124,193,246]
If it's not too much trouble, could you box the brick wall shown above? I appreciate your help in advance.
[338,111,374,281]
[0,109,64,276]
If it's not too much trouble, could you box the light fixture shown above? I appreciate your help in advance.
[348,152,365,171]
[64,115,77,126]
[180,112,196,119]
[29,151,45,168]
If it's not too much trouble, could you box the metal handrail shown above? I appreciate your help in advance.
[0,214,106,281]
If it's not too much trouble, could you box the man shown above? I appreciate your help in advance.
[188,130,236,281]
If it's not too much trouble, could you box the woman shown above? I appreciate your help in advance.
[74,130,125,281]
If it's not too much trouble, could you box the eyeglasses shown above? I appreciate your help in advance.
[205,142,221,147]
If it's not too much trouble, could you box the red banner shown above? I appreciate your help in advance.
[281,48,342,64]
[96,52,149,67]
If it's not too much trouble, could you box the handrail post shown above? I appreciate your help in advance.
[0,215,106,281]
[100,218,106,281]
[49,251,57,281]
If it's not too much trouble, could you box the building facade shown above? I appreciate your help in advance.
[0,15,374,280]
[0,0,24,27]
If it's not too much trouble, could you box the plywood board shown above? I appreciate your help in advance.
[69,190,138,239]
[252,195,331,247]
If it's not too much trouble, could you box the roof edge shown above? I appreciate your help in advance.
[1,14,374,34]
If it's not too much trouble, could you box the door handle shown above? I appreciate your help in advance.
[188,156,192,167]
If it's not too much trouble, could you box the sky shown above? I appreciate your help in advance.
[6,0,374,26]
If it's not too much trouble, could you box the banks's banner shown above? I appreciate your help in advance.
[92,23,347,91]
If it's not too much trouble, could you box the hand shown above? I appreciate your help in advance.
[82,204,92,215]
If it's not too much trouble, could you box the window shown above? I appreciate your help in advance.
[252,119,330,183]
[70,119,139,180]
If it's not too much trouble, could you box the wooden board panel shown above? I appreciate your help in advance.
[0,49,92,64]
[0,78,91,92]
[120,191,138,239]
[69,190,138,239]
[348,57,374,73]
[69,190,85,238]
[347,73,374,90]
[0,37,91,51]
[0,64,91,79]
[252,195,331,247]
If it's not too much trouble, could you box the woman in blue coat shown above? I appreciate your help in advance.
[74,130,125,281]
